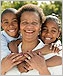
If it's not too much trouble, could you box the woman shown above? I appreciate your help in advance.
[5,4,62,75]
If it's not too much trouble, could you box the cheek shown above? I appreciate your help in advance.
[52,34,58,40]
[20,25,22,32]
[20,25,24,32]
[3,26,8,30]
[13,22,18,26]
[36,26,41,32]
[1,24,5,29]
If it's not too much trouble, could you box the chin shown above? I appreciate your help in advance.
[45,41,51,44]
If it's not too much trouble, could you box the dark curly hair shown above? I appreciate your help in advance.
[16,4,45,25]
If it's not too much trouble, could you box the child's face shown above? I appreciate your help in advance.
[41,20,60,44]
[1,12,19,37]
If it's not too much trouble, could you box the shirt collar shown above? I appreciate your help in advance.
[1,30,21,42]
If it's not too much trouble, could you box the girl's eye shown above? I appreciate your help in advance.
[51,30,57,33]
[42,28,47,32]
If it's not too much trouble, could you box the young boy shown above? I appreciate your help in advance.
[1,8,22,75]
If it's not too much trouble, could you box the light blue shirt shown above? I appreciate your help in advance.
[1,30,21,60]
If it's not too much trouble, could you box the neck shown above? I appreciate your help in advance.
[21,38,39,53]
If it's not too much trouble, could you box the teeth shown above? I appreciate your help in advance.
[45,38,51,40]
[26,30,33,33]
[9,30,15,32]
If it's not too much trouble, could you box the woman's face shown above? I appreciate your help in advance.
[1,12,19,37]
[41,20,60,44]
[20,11,41,41]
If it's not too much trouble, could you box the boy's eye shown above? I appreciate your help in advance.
[12,19,18,23]
[3,21,9,25]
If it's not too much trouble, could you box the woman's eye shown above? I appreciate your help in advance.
[21,22,28,25]
[32,22,38,25]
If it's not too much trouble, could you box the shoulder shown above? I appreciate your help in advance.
[55,40,62,46]
[1,31,7,41]
[18,42,22,53]
[38,39,45,47]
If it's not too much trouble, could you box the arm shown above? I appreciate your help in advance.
[9,41,62,72]
[1,53,22,75]
[34,45,62,66]
[1,35,11,60]
[46,56,62,67]
[8,39,21,53]
[8,41,52,55]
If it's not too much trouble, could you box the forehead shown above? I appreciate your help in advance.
[2,12,16,18]
[20,11,40,20]
[2,12,17,21]
[45,20,58,29]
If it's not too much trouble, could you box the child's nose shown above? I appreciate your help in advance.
[46,31,51,36]
[9,22,13,27]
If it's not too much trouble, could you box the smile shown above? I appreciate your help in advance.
[45,38,51,40]
[25,30,34,34]
[8,29,16,32]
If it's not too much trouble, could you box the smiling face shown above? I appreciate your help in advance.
[1,12,19,37]
[20,11,41,42]
[41,20,60,44]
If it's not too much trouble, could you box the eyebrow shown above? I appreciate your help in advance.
[43,26,58,30]
[2,18,17,21]
[2,19,8,22]
[52,27,58,30]
[12,18,17,20]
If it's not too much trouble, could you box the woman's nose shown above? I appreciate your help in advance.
[26,23,34,28]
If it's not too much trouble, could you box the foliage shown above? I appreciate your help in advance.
[1,1,62,19]
[1,1,62,42]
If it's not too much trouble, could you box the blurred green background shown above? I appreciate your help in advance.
[1,1,62,42]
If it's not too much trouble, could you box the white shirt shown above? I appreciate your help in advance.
[5,39,62,75]
[1,30,21,60]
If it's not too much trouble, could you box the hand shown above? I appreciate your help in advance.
[17,53,30,73]
[24,52,50,75]
[17,61,29,73]
[1,53,22,75]
[50,43,61,53]
[40,45,52,55]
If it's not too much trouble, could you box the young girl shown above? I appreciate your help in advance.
[39,15,62,66]
[1,8,22,75]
